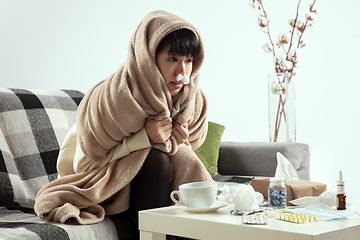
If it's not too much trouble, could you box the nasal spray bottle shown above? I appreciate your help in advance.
[336,171,346,210]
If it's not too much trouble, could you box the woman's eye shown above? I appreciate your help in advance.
[169,57,177,62]
[186,59,193,63]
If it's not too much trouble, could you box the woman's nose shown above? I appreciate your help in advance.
[176,62,186,75]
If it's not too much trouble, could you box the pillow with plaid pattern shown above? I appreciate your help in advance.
[0,88,83,208]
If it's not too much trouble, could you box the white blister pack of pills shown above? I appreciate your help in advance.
[242,214,268,225]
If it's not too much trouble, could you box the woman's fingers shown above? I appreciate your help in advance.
[172,122,189,145]
[145,117,189,145]
[145,116,172,143]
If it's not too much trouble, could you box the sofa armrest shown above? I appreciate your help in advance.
[217,142,310,180]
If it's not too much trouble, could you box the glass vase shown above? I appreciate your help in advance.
[268,73,296,142]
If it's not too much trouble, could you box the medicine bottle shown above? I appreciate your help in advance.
[337,171,346,210]
[268,178,287,208]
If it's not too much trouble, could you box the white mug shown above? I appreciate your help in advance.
[170,182,217,208]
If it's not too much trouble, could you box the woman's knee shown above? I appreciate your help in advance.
[142,148,171,177]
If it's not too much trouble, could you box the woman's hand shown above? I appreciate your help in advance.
[172,122,189,146]
[145,116,173,143]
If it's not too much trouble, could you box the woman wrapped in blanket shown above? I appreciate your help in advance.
[36,10,212,228]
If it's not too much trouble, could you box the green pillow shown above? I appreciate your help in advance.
[194,121,225,175]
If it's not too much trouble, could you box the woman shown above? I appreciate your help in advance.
[35,10,212,227]
[130,27,205,224]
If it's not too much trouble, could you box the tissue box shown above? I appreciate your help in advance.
[251,177,327,202]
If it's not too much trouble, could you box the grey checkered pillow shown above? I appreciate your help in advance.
[0,88,83,208]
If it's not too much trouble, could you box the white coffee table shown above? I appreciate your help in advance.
[139,202,360,240]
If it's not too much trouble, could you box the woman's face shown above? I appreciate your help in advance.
[156,45,193,96]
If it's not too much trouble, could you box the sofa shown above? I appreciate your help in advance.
[0,88,310,239]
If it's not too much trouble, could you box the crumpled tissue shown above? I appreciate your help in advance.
[289,186,353,208]
[217,183,263,212]
[175,73,190,84]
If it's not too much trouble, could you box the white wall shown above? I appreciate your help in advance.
[2,0,360,200]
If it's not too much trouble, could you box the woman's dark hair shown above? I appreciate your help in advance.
[156,29,201,60]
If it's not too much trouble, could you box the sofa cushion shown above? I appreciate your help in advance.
[194,121,225,175]
[0,88,83,208]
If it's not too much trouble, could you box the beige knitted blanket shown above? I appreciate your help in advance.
[34,10,212,225]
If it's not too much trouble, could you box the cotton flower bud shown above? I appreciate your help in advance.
[273,55,284,64]
[258,17,268,28]
[279,60,292,72]
[287,50,295,60]
[305,12,316,21]
[263,43,273,53]
[287,49,300,61]
[271,81,286,95]
[296,21,305,33]
[284,60,293,71]
[249,0,260,9]
[289,18,296,28]
[278,34,289,46]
